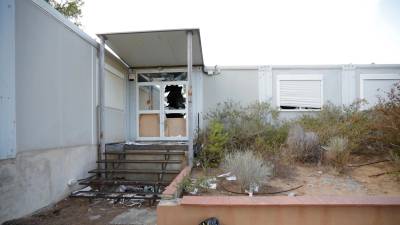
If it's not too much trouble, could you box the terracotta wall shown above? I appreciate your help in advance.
[157,196,400,225]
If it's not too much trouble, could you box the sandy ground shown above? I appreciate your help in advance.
[2,198,157,225]
[191,155,400,196]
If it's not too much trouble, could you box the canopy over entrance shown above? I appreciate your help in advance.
[98,29,204,68]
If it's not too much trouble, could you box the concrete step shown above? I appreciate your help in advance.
[79,178,170,186]
[104,150,185,155]
[96,159,182,164]
[124,142,188,151]
[88,169,180,174]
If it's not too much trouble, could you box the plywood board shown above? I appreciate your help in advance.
[165,118,186,137]
[139,114,160,137]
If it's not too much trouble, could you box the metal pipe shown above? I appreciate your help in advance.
[187,31,194,166]
[99,36,106,156]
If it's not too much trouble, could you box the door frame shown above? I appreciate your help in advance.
[135,70,189,141]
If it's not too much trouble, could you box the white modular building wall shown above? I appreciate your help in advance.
[104,54,128,143]
[201,65,400,124]
[0,0,126,222]
[202,67,260,114]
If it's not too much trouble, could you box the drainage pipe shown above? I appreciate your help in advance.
[98,36,106,159]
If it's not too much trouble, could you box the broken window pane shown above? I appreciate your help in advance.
[164,85,186,110]
[139,85,160,110]
[138,72,187,82]
[164,113,186,137]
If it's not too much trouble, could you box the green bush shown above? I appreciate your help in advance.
[178,176,210,194]
[198,120,228,168]
[203,101,286,155]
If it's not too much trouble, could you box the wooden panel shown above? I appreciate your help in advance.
[139,114,160,137]
[165,118,186,137]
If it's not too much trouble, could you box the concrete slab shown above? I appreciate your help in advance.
[110,208,157,225]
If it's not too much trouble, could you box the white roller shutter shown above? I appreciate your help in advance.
[277,75,323,109]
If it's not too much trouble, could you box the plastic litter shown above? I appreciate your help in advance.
[199,217,220,225]
[189,188,198,195]
[226,175,237,181]
[217,172,231,178]
[209,183,217,189]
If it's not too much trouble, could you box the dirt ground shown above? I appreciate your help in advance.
[2,198,157,225]
[4,155,399,225]
[191,154,400,196]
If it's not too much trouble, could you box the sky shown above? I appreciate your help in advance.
[80,0,400,66]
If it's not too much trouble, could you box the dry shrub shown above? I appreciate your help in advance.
[286,124,321,163]
[371,82,400,167]
[326,137,350,171]
[296,101,371,153]
[223,151,273,191]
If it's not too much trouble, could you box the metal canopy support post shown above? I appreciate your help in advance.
[187,31,194,166]
[99,36,106,155]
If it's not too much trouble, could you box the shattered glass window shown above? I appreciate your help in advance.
[138,72,187,82]
[163,84,186,110]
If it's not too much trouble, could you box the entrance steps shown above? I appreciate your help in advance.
[70,142,188,205]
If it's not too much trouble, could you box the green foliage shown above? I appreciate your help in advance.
[198,120,228,168]
[178,176,210,194]
[49,0,83,26]
[203,101,285,155]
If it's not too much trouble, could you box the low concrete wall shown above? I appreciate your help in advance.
[0,145,97,223]
[162,166,192,199]
[157,196,400,225]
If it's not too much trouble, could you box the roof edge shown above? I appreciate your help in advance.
[97,28,200,37]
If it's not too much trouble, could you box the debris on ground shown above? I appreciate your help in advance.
[2,198,157,225]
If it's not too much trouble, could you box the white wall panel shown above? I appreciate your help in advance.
[15,0,96,151]
[0,0,16,159]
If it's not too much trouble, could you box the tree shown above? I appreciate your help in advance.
[48,0,83,26]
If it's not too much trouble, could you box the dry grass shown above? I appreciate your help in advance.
[286,124,321,163]
[326,137,350,171]
[223,151,273,192]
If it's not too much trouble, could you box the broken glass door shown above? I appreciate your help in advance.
[163,84,187,138]
[138,85,161,138]
[136,72,188,140]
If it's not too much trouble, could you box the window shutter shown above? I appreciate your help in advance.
[279,80,322,108]
[363,79,399,108]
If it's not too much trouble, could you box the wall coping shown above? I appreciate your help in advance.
[181,196,400,206]
[162,166,192,199]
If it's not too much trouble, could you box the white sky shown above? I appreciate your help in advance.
[81,0,400,66]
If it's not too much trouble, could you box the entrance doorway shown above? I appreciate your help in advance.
[136,71,188,141]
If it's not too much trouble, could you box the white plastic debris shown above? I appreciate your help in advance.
[253,184,259,192]
[226,175,237,181]
[189,188,199,195]
[209,183,217,189]
[79,186,92,192]
[217,172,231,178]
[116,185,127,192]
[288,192,297,197]
[67,179,77,187]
